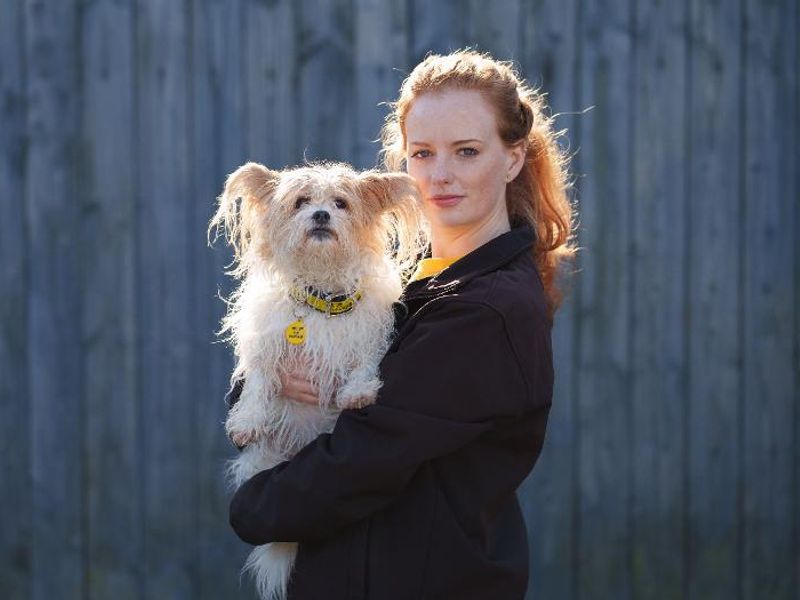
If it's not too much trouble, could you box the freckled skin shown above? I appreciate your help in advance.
[405,89,525,258]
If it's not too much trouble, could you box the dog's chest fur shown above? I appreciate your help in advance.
[228,265,400,480]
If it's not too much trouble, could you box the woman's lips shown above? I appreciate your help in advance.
[429,194,463,207]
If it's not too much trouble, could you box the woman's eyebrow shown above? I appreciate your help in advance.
[408,139,483,146]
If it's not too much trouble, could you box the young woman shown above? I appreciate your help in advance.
[227,49,576,599]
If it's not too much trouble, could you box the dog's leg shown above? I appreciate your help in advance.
[334,354,384,410]
[224,440,287,491]
[334,316,393,409]
[225,368,276,445]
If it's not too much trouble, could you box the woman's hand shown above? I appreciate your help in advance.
[279,368,320,406]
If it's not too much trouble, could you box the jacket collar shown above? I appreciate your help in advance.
[402,224,536,301]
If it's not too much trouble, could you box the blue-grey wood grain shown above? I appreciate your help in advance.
[0,1,796,599]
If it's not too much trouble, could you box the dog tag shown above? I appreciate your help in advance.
[285,319,306,345]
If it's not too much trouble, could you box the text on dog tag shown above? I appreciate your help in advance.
[285,320,306,345]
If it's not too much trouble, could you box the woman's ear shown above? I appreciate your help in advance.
[208,162,280,265]
[505,141,526,183]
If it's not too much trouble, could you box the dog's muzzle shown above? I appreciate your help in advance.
[308,210,335,239]
[312,210,330,225]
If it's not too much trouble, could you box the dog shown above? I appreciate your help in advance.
[208,160,423,600]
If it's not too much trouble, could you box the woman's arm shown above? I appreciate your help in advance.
[229,300,551,545]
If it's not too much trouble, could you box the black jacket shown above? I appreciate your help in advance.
[227,224,554,599]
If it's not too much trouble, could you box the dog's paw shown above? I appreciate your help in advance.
[229,428,258,448]
[225,413,260,447]
[336,391,377,410]
[335,378,380,410]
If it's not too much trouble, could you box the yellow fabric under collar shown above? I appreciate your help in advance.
[409,256,463,283]
[289,285,363,316]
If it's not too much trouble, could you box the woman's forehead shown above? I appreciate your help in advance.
[405,89,497,143]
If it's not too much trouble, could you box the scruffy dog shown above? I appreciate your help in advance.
[208,160,422,600]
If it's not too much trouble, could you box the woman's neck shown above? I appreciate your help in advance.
[429,211,511,258]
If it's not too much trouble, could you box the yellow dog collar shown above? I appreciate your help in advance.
[289,284,363,316]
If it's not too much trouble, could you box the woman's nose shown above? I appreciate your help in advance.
[431,157,452,185]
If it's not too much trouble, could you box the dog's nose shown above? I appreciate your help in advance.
[312,210,330,225]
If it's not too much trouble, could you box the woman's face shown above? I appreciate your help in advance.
[404,89,524,242]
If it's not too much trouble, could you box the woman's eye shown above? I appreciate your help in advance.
[410,149,431,159]
[334,197,348,210]
[458,147,479,157]
[294,196,310,210]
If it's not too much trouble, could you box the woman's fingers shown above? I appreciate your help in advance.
[293,391,319,406]
[279,370,320,405]
[289,378,317,395]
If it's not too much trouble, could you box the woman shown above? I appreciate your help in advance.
[227,49,576,599]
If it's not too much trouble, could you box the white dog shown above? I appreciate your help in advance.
[208,160,423,600]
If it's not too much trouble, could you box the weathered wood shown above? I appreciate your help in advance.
[467,0,522,62]
[408,0,470,64]
[741,0,797,597]
[23,0,84,598]
[1,2,798,597]
[191,1,251,597]
[80,1,141,598]
[795,4,800,595]
[245,0,297,168]
[629,0,688,598]
[517,1,580,599]
[354,0,410,169]
[135,0,196,597]
[687,0,743,597]
[0,0,31,598]
[575,0,635,598]
[795,19,799,592]
[296,0,356,162]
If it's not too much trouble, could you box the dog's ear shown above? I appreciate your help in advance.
[357,171,427,276]
[221,161,279,208]
[357,171,421,213]
[207,162,280,276]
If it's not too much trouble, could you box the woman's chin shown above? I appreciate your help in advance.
[424,210,469,231]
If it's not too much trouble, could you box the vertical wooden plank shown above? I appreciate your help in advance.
[796,7,800,596]
[687,0,743,597]
[245,0,298,168]
[79,1,141,598]
[516,1,580,599]
[191,1,250,598]
[245,0,297,168]
[796,4,800,590]
[575,0,634,598]
[296,0,356,163]
[466,0,522,61]
[408,0,471,64]
[135,0,196,596]
[23,0,85,598]
[353,0,409,169]
[629,0,688,598]
[0,0,31,597]
[741,0,797,598]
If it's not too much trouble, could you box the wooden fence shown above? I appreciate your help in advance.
[0,0,796,598]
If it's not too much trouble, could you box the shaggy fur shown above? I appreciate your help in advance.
[208,160,423,600]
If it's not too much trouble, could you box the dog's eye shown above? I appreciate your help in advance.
[333,197,349,210]
[294,196,310,210]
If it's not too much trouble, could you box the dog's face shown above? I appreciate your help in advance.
[270,166,379,274]
[209,161,423,282]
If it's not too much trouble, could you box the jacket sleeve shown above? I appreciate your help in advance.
[228,299,544,545]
